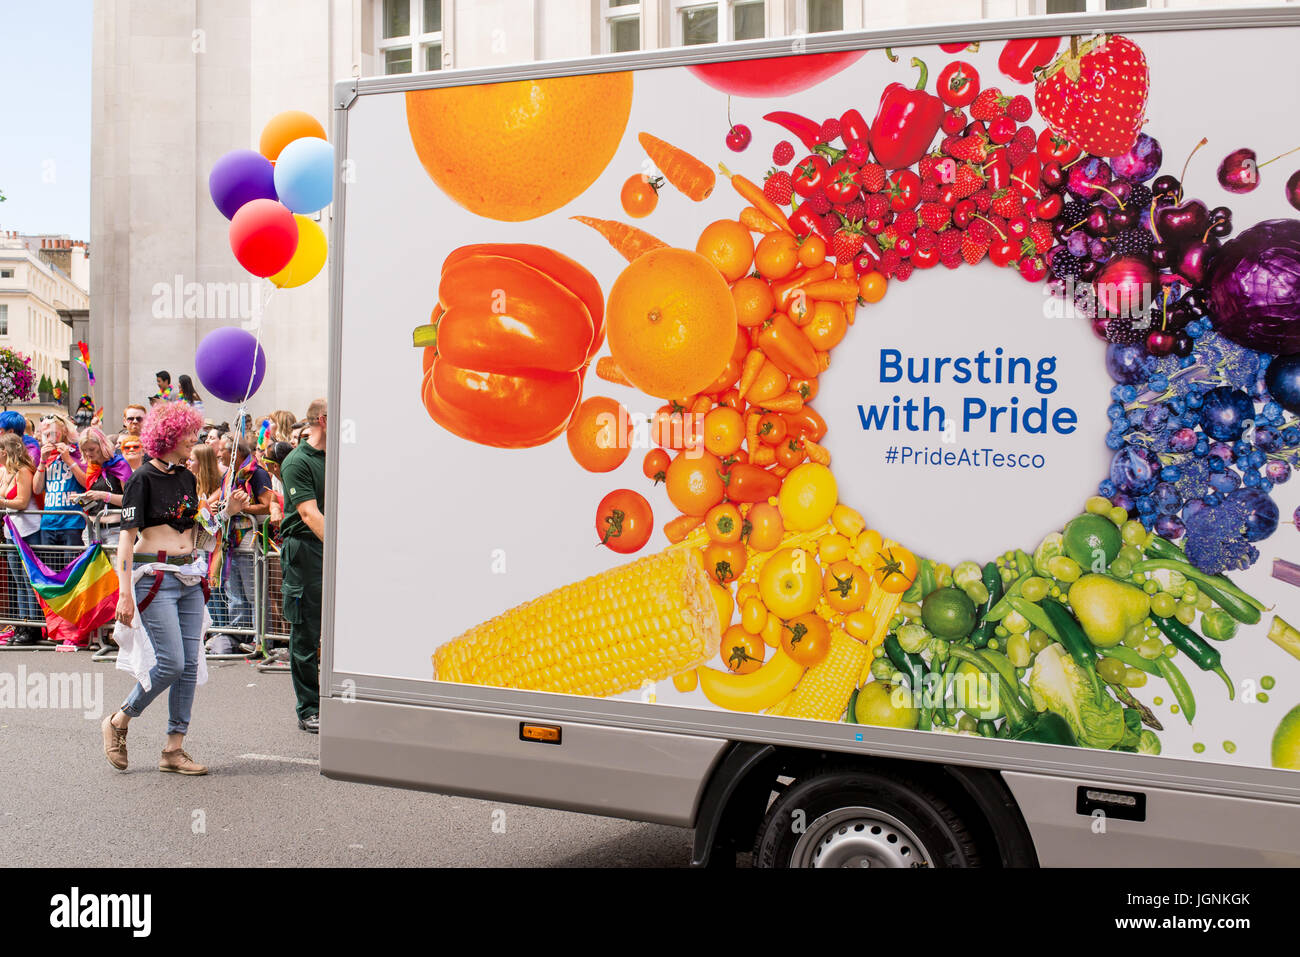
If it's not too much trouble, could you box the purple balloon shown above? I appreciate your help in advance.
[195,327,267,403]
[209,149,277,220]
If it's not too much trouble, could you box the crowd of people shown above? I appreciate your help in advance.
[0,370,330,771]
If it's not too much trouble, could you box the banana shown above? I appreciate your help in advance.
[697,648,805,712]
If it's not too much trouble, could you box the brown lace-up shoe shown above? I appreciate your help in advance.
[102,712,128,770]
[158,748,208,775]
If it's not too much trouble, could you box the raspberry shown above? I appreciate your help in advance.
[857,163,886,192]
[863,193,889,219]
[967,219,992,244]
[940,250,963,269]
[893,259,914,281]
[878,249,901,276]
[892,210,918,235]
[919,179,942,202]
[763,169,793,206]
[1007,142,1031,168]
[1013,125,1037,150]
[842,199,867,223]
[1006,95,1033,122]
[914,226,938,252]
[805,190,831,214]
[937,229,962,258]
[819,118,841,143]
[772,140,795,165]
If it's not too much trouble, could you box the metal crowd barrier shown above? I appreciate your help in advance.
[0,508,292,671]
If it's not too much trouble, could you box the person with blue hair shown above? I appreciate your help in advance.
[0,410,42,468]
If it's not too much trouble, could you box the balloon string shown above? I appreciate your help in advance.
[218,281,275,547]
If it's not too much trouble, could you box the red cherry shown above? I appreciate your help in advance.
[989,239,1019,267]
[1006,215,1031,240]
[726,124,752,152]
[894,234,915,258]
[965,120,987,137]
[942,109,967,135]
[1035,193,1064,220]
[853,251,879,275]
[1287,168,1300,211]
[938,184,958,208]
[912,244,940,269]
[1146,330,1175,355]
[953,199,977,228]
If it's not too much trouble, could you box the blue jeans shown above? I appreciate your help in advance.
[120,570,206,735]
[5,531,42,624]
[39,526,85,548]
[224,549,255,632]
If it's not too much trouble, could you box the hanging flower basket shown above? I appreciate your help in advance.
[0,349,37,409]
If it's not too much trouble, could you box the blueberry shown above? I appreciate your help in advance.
[1149,375,1169,392]
[1209,456,1226,473]
[1098,479,1117,497]
[1106,433,1127,450]
[1110,385,1127,401]
[1186,390,1204,410]
[1209,470,1240,494]
[1204,491,1222,506]
[1121,385,1139,402]
[1284,427,1300,447]
[1108,402,1126,421]
[1248,449,1267,469]
[1243,469,1261,488]
[1169,398,1186,414]
[1260,478,1275,493]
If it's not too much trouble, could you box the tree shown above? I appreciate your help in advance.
[38,374,52,395]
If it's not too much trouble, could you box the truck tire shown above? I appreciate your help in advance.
[753,766,982,868]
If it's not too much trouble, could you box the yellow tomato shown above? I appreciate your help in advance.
[823,559,870,614]
[719,624,765,675]
[851,528,885,566]
[817,533,851,565]
[672,670,699,693]
[758,546,822,619]
[746,502,785,552]
[702,406,745,457]
[845,608,874,641]
[831,504,866,538]
[735,582,759,607]
[760,613,785,648]
[708,580,734,633]
[777,463,838,531]
[740,596,768,635]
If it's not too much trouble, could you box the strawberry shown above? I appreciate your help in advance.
[972,188,994,212]
[772,140,795,165]
[1013,125,1037,151]
[763,169,794,206]
[819,118,842,143]
[971,87,1009,121]
[1034,34,1149,158]
[918,153,942,183]
[937,228,962,259]
[961,232,989,265]
[805,190,831,214]
[919,179,942,202]
[952,164,984,199]
[857,163,886,192]
[892,210,918,236]
[918,201,950,231]
[893,259,914,281]
[863,193,889,219]
[950,135,989,163]
[1006,95,1033,122]
[842,199,867,223]
[832,227,864,261]
[1029,221,1054,254]
[991,189,1024,219]
[914,226,938,252]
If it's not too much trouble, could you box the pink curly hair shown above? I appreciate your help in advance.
[140,400,205,460]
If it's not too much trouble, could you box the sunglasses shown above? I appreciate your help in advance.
[126,416,144,422]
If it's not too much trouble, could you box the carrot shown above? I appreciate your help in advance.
[836,263,857,279]
[746,360,788,403]
[736,349,765,400]
[803,438,831,466]
[803,279,860,301]
[596,356,634,386]
[773,263,836,309]
[571,216,667,262]
[639,132,715,201]
[665,513,704,543]
[817,351,831,373]
[751,445,776,467]
[745,410,762,452]
[739,207,779,234]
[718,163,792,233]
[691,395,713,415]
[757,391,805,414]
[771,465,789,479]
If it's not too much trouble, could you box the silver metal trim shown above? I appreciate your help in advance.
[322,5,1300,809]
[338,6,1300,97]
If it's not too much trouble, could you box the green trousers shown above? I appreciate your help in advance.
[281,535,324,720]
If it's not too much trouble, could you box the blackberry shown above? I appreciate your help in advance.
[1128,183,1153,211]
[1106,316,1147,346]
[1110,228,1153,256]
[1060,200,1089,228]
[1049,250,1083,279]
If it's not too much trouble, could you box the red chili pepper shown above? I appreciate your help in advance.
[870,58,945,171]
[936,61,980,108]
[788,203,829,240]
[940,42,978,53]
[763,110,824,151]
[839,108,870,154]
[998,36,1062,85]
[1010,154,1041,199]
[983,148,1010,192]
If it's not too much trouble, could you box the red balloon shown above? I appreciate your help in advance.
[229,199,298,277]
[687,50,866,98]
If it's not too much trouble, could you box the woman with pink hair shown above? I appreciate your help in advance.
[101,400,249,776]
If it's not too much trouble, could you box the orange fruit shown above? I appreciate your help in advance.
[566,396,632,472]
[798,234,827,268]
[702,406,745,457]
[696,219,755,283]
[804,301,847,352]
[732,276,775,328]
[406,73,632,221]
[859,271,887,303]
[665,450,725,516]
[606,247,738,399]
[754,232,800,280]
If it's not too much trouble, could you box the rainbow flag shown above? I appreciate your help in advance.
[4,518,118,646]
[76,341,95,384]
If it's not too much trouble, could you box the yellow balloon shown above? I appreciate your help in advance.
[269,214,326,288]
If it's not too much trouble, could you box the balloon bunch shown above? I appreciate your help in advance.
[208,110,333,287]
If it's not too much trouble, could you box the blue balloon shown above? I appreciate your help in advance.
[209,149,277,220]
[273,137,334,214]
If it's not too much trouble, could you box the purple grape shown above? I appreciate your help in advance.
[1254,426,1280,452]
[1111,491,1136,514]
[1266,460,1291,484]
[1230,487,1279,541]
[1110,446,1161,495]
[1183,498,1209,525]
[1168,427,1198,452]
[1155,514,1185,539]
[1088,238,1108,261]
[1067,231,1090,258]
[1207,442,1236,463]
[1110,133,1163,182]
[1152,482,1181,514]
[1142,405,1170,431]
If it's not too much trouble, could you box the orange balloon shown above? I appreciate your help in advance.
[259,110,326,162]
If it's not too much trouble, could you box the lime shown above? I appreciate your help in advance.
[1271,705,1300,771]
[854,681,918,729]
[1062,513,1122,570]
[921,587,977,639]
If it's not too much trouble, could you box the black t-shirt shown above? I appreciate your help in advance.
[86,469,125,518]
[120,461,200,532]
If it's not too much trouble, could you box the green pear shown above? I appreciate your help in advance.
[1066,574,1150,648]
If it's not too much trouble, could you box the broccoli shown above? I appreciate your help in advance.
[1182,497,1260,575]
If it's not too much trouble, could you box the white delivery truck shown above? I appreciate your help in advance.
[321,6,1300,867]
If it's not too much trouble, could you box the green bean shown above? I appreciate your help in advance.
[1155,655,1195,724]
[1099,645,1161,676]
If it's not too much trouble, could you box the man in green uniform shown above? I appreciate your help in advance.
[279,398,327,733]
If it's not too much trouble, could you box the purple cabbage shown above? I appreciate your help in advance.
[1208,218,1300,354]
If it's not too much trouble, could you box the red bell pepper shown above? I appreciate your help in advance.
[983,148,1010,192]
[1011,154,1041,199]
[763,110,823,151]
[870,58,945,171]
[789,203,830,240]
[998,36,1062,85]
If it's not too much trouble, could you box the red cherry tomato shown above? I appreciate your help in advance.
[1037,127,1081,165]
[596,489,654,554]
[886,169,921,212]
[936,61,980,108]
[793,155,831,198]
[824,159,861,205]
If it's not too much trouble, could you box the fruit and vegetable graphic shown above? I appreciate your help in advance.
[409,33,1300,769]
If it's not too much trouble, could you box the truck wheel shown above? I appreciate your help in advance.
[753,767,981,868]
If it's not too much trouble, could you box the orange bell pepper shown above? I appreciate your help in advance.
[758,312,820,379]
[414,244,603,449]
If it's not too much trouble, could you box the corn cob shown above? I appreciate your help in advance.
[433,546,720,697]
[778,628,870,721]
